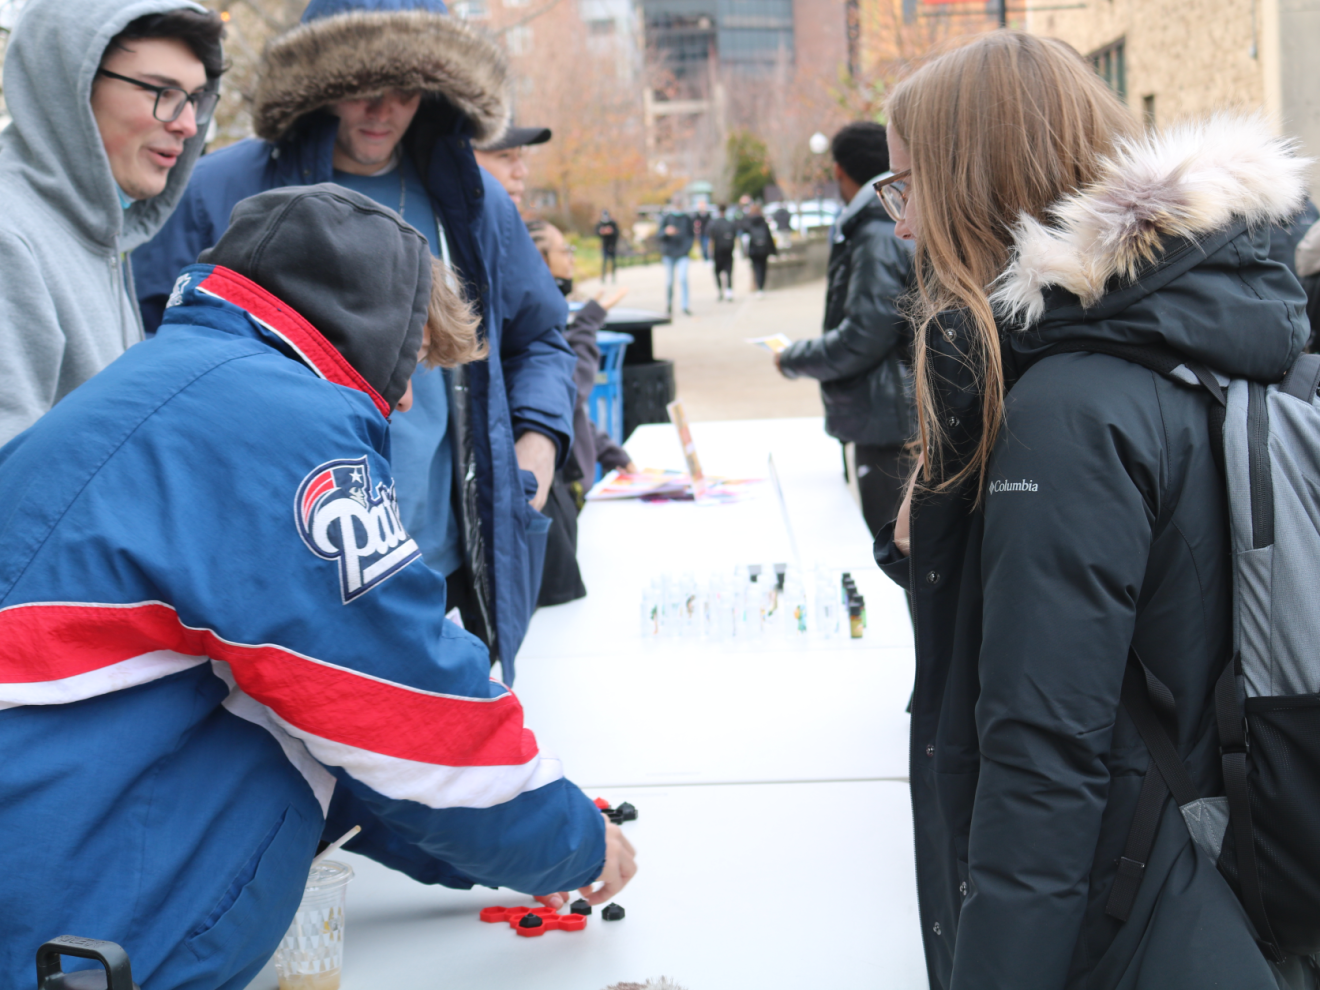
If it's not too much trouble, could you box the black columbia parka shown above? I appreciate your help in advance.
[878,184,1314,987]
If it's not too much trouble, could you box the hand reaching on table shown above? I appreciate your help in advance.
[582,818,637,904]
[532,816,637,910]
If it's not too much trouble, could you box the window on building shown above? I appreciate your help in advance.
[1142,94,1156,127]
[645,7,717,95]
[507,24,532,54]
[452,0,488,17]
[1087,37,1126,101]
[589,17,615,34]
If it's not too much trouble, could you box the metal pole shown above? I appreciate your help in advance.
[1000,0,1007,26]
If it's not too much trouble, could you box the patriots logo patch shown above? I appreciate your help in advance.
[295,457,421,602]
[166,273,190,309]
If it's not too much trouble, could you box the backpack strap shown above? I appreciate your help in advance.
[1278,352,1320,403]
[1106,651,1202,921]
[1215,657,1285,962]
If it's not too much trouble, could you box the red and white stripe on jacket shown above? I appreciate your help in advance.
[0,601,562,810]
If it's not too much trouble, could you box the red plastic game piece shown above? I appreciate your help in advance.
[593,796,611,810]
[479,905,588,936]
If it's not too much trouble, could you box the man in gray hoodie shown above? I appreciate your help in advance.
[0,0,222,445]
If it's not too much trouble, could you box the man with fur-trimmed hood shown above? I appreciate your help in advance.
[134,0,575,681]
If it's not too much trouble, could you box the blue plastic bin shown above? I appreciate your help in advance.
[589,330,633,481]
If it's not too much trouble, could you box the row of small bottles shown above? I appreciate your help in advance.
[639,564,867,642]
[842,572,867,639]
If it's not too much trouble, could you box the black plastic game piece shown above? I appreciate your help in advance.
[614,801,638,822]
[601,903,626,921]
[518,913,544,929]
[570,898,592,916]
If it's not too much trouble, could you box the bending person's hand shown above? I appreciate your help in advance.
[515,431,556,511]
[580,818,637,906]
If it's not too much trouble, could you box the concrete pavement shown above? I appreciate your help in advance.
[576,255,828,423]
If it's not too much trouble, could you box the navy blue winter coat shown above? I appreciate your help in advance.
[133,0,575,679]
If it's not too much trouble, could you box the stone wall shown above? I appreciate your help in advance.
[1027,0,1320,199]
[1027,0,1264,125]
[765,234,831,292]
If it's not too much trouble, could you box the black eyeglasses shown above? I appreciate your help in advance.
[96,68,219,127]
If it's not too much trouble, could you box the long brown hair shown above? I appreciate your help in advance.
[421,257,487,368]
[887,31,1137,495]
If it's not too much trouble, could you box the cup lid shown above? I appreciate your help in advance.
[306,859,355,890]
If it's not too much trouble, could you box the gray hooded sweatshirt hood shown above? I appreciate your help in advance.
[0,0,210,444]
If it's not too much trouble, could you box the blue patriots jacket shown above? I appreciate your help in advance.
[0,265,604,990]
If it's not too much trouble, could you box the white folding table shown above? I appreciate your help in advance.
[250,418,925,990]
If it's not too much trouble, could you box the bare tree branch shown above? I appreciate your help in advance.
[494,0,565,36]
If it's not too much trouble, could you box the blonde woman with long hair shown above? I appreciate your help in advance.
[873,32,1313,990]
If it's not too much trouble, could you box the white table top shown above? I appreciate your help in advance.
[251,418,923,990]
[253,781,927,990]
[516,418,914,787]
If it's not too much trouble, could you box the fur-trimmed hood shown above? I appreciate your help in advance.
[253,1,510,143]
[993,114,1310,326]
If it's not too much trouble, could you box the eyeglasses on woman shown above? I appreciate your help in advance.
[873,169,912,223]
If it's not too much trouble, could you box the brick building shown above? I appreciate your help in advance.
[1027,0,1320,198]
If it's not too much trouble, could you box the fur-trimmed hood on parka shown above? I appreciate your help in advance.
[252,0,510,144]
[992,114,1311,326]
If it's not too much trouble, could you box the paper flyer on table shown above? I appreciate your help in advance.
[586,469,760,504]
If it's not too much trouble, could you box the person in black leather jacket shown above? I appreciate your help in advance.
[775,121,915,535]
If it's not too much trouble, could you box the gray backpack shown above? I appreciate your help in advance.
[1046,341,1320,961]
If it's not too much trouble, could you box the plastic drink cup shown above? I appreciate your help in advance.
[273,860,354,990]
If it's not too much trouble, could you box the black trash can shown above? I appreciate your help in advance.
[622,359,676,440]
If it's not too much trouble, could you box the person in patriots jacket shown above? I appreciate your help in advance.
[0,185,633,990]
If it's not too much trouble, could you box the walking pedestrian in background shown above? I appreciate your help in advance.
[707,204,737,301]
[744,203,776,297]
[876,31,1312,990]
[694,203,712,261]
[0,0,223,445]
[775,121,914,535]
[658,196,694,316]
[597,209,620,282]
